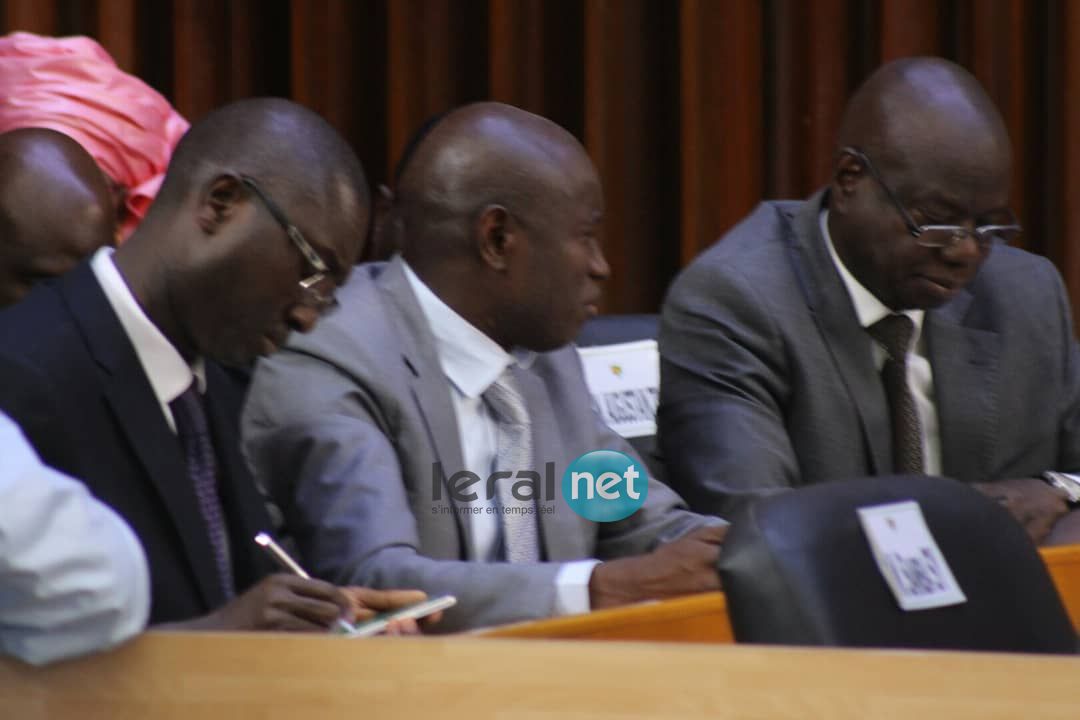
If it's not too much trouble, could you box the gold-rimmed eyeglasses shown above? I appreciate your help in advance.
[239,175,338,311]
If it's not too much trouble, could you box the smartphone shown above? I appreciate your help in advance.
[346,594,457,638]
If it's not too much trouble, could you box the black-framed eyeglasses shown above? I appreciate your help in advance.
[239,175,337,310]
[841,146,1022,251]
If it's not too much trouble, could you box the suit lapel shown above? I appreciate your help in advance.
[377,258,472,552]
[785,192,892,475]
[926,293,999,481]
[61,263,224,609]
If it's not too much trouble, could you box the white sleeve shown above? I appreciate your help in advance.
[553,559,602,616]
[0,414,150,665]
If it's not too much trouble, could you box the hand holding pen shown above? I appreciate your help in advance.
[162,533,422,634]
[176,572,356,633]
[254,533,437,636]
[254,532,359,635]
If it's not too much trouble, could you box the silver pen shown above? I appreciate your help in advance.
[254,532,358,635]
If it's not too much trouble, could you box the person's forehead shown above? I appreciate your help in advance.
[897,114,1007,166]
[898,163,1010,213]
[539,185,601,226]
[885,132,1009,198]
[547,157,602,206]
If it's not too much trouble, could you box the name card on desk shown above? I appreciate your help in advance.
[857,500,967,611]
[576,340,659,439]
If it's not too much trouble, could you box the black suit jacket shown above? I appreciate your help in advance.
[0,260,275,624]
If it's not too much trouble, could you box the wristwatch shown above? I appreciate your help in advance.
[1040,471,1080,506]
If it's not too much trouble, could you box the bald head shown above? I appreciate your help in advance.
[0,128,114,307]
[398,102,608,352]
[147,97,370,266]
[399,102,595,268]
[838,57,1011,193]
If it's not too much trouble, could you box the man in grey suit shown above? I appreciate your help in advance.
[660,57,1080,544]
[243,102,726,632]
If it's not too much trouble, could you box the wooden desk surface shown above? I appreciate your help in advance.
[1042,544,1080,629]
[476,591,733,642]
[2,632,1079,719]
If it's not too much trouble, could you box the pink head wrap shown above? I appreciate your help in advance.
[0,32,189,239]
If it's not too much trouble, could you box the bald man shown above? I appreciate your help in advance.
[242,102,726,632]
[0,128,114,307]
[660,57,1080,544]
[0,98,430,631]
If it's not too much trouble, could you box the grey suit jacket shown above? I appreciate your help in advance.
[242,257,713,631]
[659,190,1080,519]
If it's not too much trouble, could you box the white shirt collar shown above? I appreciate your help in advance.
[820,210,924,348]
[402,261,533,399]
[90,247,206,407]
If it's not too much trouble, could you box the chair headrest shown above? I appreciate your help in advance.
[576,314,659,346]
[719,475,1076,653]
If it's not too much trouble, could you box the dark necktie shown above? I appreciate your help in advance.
[868,314,925,475]
[170,383,235,598]
[482,369,540,563]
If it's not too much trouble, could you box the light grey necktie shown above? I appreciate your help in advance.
[483,368,540,563]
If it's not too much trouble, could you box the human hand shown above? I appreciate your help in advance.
[344,587,443,635]
[588,524,728,610]
[1043,508,1080,546]
[188,574,354,632]
[973,477,1070,545]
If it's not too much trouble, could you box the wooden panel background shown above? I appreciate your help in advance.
[2,0,1077,319]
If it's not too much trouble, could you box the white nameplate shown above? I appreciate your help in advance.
[576,339,658,439]
[856,500,967,611]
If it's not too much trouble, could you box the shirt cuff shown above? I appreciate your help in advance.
[553,559,602,616]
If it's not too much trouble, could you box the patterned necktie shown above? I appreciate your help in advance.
[482,369,540,563]
[170,383,235,598]
[868,314,925,475]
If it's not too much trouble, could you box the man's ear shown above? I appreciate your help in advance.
[373,183,394,226]
[477,204,514,271]
[197,174,245,234]
[830,152,864,212]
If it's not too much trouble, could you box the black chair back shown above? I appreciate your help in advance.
[576,314,659,347]
[719,475,1076,653]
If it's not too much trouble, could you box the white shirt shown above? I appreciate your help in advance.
[90,247,206,431]
[821,211,943,475]
[0,412,150,665]
[403,263,599,615]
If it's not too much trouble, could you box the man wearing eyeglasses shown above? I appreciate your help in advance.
[0,98,433,631]
[659,57,1080,545]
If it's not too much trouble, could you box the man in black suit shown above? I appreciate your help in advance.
[0,98,425,631]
